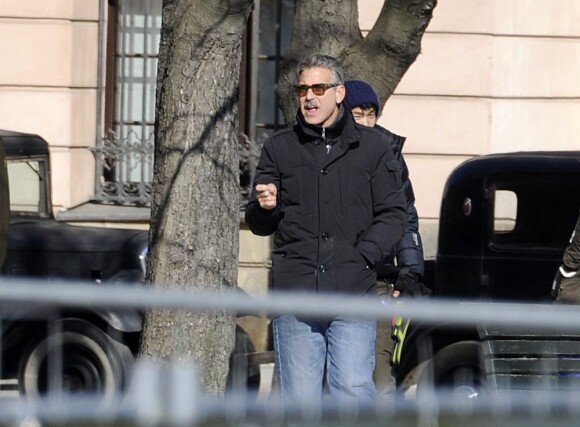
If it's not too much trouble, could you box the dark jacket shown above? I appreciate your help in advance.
[245,106,407,295]
[563,213,580,272]
[374,126,425,280]
[554,212,580,303]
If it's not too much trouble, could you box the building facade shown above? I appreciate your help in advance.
[1,0,579,295]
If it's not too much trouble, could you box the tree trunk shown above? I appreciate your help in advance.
[277,0,361,123]
[140,0,253,397]
[278,0,437,125]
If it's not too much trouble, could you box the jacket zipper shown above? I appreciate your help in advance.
[323,127,332,154]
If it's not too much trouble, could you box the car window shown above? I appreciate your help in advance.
[491,174,580,251]
[8,159,48,215]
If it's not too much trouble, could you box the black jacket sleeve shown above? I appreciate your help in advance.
[355,137,407,268]
[244,137,282,236]
[395,158,425,278]
[374,127,425,280]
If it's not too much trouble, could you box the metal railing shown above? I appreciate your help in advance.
[93,129,154,205]
[2,279,580,426]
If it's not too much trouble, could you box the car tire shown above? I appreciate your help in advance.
[416,340,486,405]
[18,318,134,400]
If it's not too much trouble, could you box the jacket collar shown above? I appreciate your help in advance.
[375,124,406,161]
[294,104,358,145]
[376,124,406,148]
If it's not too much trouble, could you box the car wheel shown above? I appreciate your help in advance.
[18,318,134,400]
[417,341,486,405]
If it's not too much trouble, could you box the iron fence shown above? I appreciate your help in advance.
[1,279,580,426]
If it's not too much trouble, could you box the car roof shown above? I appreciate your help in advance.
[451,150,580,180]
[0,129,49,157]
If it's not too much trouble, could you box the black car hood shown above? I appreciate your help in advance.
[7,218,146,252]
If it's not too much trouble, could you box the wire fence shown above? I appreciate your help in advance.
[1,278,580,426]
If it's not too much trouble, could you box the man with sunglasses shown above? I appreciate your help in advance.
[245,54,407,404]
[343,79,429,398]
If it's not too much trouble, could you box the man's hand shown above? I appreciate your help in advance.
[256,183,277,210]
[393,270,418,294]
[394,268,431,297]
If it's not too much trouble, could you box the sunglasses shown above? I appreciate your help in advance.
[294,83,339,97]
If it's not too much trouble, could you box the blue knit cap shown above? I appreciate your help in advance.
[343,80,381,115]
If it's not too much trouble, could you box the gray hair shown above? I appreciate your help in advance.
[295,54,344,84]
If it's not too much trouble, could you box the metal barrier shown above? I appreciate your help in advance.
[1,279,580,426]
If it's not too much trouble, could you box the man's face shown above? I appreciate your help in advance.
[298,67,345,128]
[351,106,377,128]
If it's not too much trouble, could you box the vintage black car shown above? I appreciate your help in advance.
[0,129,149,398]
[2,130,148,282]
[0,130,258,398]
[397,150,580,398]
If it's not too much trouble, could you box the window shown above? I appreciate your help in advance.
[254,0,294,143]
[96,0,294,206]
[95,0,160,205]
[491,176,580,250]
[493,190,517,232]
[7,159,49,217]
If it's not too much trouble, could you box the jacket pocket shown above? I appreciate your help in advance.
[339,164,370,214]
[386,159,402,188]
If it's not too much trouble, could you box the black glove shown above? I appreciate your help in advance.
[394,268,432,297]
[393,268,418,293]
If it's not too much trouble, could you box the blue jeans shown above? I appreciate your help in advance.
[273,314,376,404]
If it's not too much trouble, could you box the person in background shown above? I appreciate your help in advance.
[343,79,429,397]
[552,212,580,303]
[245,55,407,404]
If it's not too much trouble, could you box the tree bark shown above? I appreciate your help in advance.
[277,0,361,122]
[278,0,437,125]
[140,0,253,397]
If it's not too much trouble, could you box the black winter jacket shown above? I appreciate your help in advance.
[245,106,407,295]
[554,212,580,302]
[374,126,425,280]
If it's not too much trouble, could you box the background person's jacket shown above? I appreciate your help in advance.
[554,212,580,302]
[245,106,407,295]
[563,213,580,273]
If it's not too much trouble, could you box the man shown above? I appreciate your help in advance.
[343,79,427,396]
[553,212,580,303]
[245,54,407,404]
